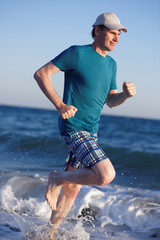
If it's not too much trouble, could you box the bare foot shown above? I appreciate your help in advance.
[48,223,58,240]
[45,170,62,210]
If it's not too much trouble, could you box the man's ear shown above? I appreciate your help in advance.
[94,26,100,38]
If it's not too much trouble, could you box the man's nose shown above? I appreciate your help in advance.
[114,35,119,42]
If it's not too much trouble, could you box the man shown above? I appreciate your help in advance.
[34,12,136,236]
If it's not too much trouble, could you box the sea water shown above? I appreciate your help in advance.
[0,105,160,240]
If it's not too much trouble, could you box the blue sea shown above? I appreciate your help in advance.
[0,105,160,240]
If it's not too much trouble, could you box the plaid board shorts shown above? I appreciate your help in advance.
[61,130,108,170]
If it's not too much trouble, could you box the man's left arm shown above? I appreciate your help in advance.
[106,81,136,108]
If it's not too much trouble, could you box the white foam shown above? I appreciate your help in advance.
[74,185,160,233]
[0,184,50,219]
[32,220,90,240]
[0,174,160,239]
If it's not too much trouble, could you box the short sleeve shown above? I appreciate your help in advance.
[110,61,117,90]
[51,46,78,72]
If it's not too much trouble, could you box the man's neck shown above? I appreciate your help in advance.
[91,42,108,57]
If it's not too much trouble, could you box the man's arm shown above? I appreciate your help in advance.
[106,81,136,108]
[34,61,78,119]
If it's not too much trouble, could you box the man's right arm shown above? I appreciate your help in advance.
[34,61,78,119]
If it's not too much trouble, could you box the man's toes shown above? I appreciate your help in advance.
[50,202,56,211]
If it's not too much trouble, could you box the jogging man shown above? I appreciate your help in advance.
[34,12,136,236]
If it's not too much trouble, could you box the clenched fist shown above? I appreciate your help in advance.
[57,103,78,119]
[123,81,136,98]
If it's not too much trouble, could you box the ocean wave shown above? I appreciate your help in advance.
[1,131,160,182]
[1,132,160,162]
[104,146,160,170]
[0,132,65,156]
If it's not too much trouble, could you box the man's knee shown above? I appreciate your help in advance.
[92,159,116,186]
[66,166,82,197]
[97,167,116,186]
[64,184,82,198]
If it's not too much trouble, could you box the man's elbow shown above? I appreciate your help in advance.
[106,101,113,108]
[33,69,42,82]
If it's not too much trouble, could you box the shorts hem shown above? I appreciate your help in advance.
[89,158,108,168]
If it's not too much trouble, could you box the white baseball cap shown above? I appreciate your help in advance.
[93,12,127,33]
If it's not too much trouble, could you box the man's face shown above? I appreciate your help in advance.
[95,27,121,52]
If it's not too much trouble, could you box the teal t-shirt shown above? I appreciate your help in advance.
[51,45,117,134]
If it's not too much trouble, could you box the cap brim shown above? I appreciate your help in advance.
[121,28,127,33]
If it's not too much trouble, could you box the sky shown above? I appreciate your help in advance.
[1,0,160,120]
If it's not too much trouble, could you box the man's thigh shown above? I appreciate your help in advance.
[91,157,115,179]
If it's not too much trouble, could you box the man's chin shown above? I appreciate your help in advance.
[110,45,116,51]
[105,46,115,52]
